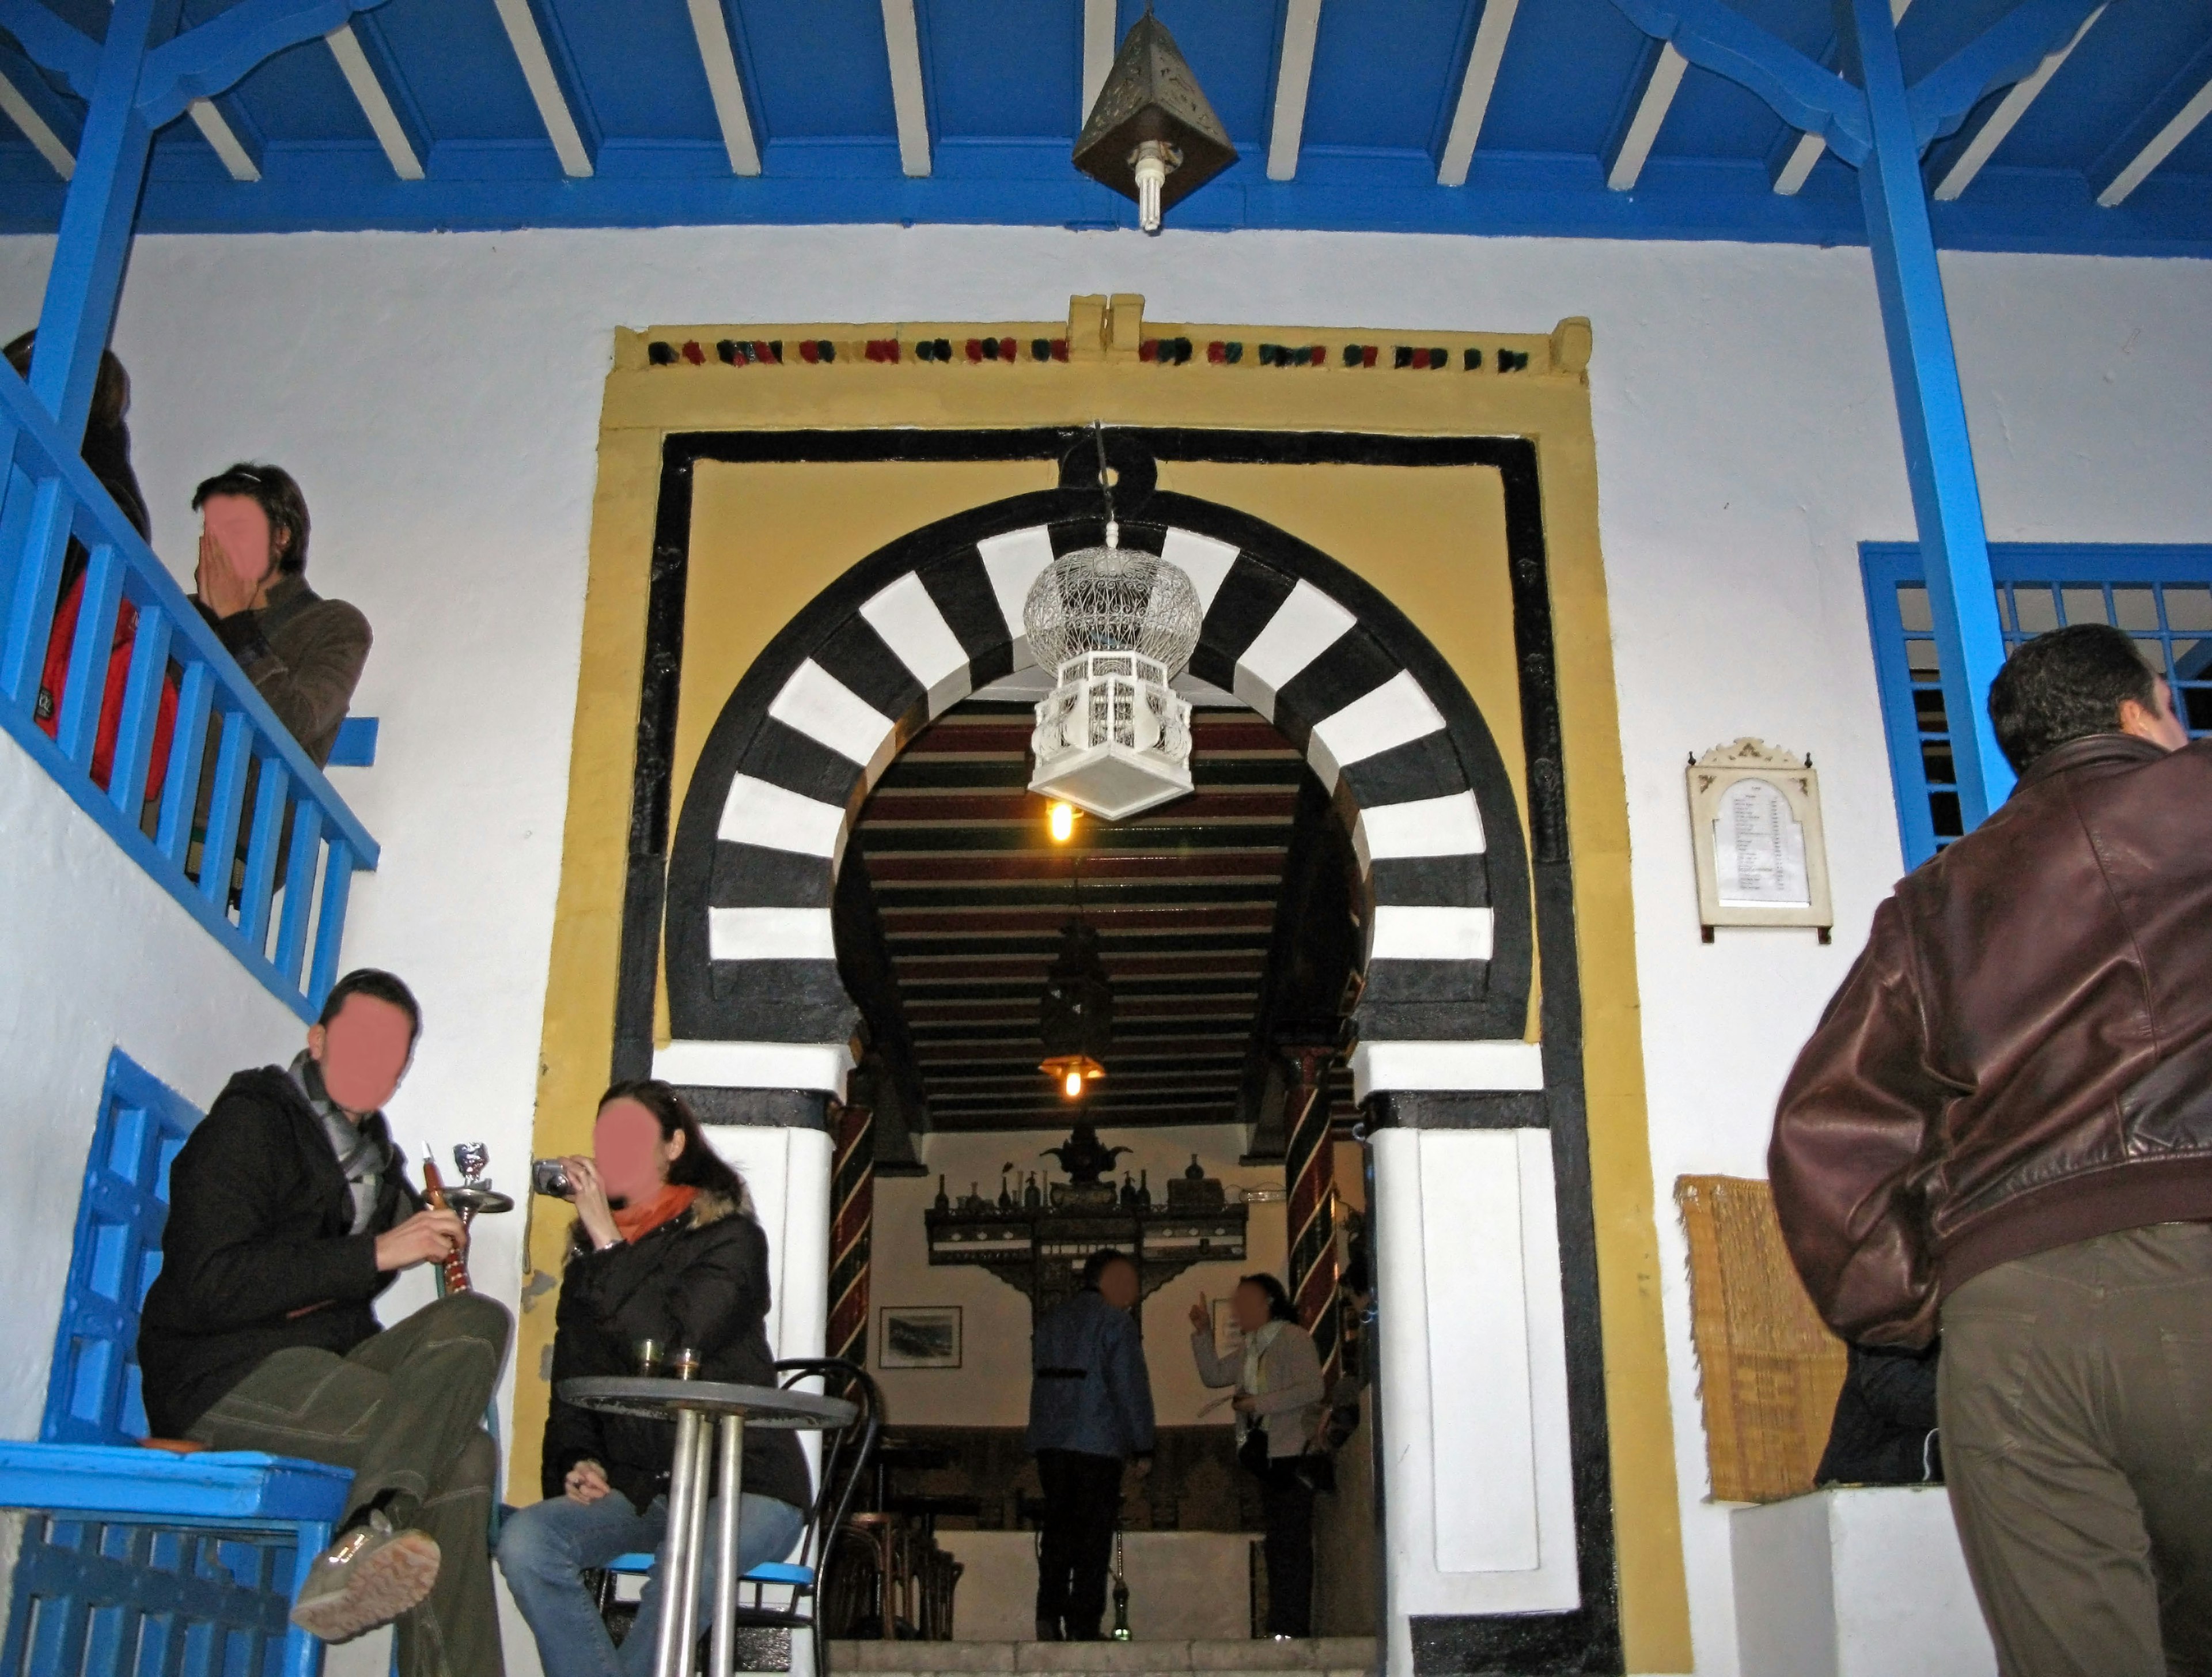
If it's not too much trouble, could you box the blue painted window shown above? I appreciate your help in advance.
[41,1050,203,1448]
[1863,544,2212,870]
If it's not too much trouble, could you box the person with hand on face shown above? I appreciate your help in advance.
[1191,1275,1325,1640]
[497,1081,810,1677]
[136,969,512,1677]
[190,463,368,766]
[1027,1250,1156,1641]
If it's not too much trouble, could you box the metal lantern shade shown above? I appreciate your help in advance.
[1073,12,1237,228]
[1024,539,1203,820]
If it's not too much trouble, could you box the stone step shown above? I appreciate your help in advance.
[826,1640,1376,1677]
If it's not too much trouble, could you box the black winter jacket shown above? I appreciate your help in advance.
[1815,1342,1942,1487]
[541,1192,810,1516]
[138,1067,418,1436]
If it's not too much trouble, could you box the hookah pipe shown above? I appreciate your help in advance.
[418,1154,472,1294]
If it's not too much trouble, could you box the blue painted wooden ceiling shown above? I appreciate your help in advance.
[0,0,2206,253]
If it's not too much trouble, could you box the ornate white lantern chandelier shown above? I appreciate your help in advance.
[1023,433,1203,820]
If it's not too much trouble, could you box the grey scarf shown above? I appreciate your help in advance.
[290,1050,388,1235]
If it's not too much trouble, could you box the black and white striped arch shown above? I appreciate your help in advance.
[659,502,1539,1101]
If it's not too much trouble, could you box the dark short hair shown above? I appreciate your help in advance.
[1238,1272,1300,1323]
[597,1078,751,1207]
[1082,1248,1135,1289]
[317,968,421,1044]
[3,331,130,432]
[193,462,310,576]
[1988,624,2160,774]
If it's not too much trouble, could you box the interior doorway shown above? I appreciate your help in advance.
[527,308,1686,1674]
[827,692,1377,1641]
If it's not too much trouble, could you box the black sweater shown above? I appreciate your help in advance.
[542,1193,810,1516]
[138,1067,418,1437]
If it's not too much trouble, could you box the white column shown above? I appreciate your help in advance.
[700,1123,832,1361]
[1371,1127,1578,1676]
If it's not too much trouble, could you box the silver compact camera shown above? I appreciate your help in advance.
[531,1159,576,1199]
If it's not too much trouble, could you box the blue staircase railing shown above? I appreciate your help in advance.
[0,364,377,1020]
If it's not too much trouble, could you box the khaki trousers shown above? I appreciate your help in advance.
[187,1291,512,1677]
[1939,1222,2212,1676]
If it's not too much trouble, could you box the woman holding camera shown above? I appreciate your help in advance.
[498,1081,810,1677]
[1190,1274,1325,1640]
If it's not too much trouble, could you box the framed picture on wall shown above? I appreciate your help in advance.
[879,1307,963,1370]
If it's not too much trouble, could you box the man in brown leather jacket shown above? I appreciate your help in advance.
[1772,623,2207,1676]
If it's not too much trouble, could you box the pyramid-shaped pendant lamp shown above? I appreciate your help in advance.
[1072,10,1237,233]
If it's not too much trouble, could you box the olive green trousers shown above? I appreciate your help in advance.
[1940,1222,2212,1676]
[187,1291,512,1677]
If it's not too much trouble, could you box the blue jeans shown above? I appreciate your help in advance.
[498,1488,806,1677]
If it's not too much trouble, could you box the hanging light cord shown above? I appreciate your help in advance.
[1092,421,1119,549]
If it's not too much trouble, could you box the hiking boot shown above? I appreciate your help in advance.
[289,1509,441,1642]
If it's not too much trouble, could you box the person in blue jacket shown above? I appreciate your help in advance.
[1027,1249,1155,1640]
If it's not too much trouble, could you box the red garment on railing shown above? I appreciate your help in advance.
[34,567,180,803]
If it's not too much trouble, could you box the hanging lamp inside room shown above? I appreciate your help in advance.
[1024,427,1203,820]
[1039,917,1114,1099]
[1071,7,1237,234]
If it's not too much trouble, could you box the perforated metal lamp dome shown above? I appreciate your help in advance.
[1023,521,1203,821]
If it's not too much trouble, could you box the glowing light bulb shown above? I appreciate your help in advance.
[1065,1070,1084,1099]
[1048,801,1077,843]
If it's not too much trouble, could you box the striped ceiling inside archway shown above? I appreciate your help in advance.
[848,699,1356,1133]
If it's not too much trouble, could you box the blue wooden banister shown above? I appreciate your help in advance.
[0,362,378,1021]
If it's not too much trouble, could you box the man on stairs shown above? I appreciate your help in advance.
[1027,1248,1155,1641]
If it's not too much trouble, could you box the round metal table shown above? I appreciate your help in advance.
[559,1377,856,1677]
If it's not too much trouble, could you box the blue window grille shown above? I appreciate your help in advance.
[1863,544,2212,870]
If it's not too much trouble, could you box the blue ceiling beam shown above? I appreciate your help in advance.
[2088,28,2212,207]
[0,36,80,176]
[0,146,2196,256]
[1601,0,1870,163]
[138,0,395,128]
[1899,0,2103,154]
[0,0,98,100]
[7,0,389,444]
[1923,3,2104,202]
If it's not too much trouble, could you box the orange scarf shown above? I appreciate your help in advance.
[612,1184,698,1244]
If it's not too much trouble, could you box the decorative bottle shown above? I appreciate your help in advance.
[934,1175,950,1212]
[1024,1172,1042,1209]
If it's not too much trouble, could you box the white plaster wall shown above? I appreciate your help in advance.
[0,225,2203,1673]
[0,728,301,1435]
[870,1123,1287,1430]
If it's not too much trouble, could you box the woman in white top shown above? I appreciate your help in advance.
[1190,1274,1326,1637]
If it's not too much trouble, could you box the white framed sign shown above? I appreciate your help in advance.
[1686,738,1833,942]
